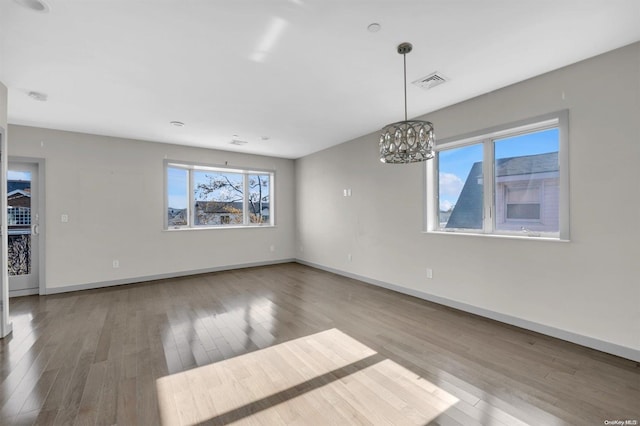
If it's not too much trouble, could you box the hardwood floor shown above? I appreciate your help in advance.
[1,263,638,425]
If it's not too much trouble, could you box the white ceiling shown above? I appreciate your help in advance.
[1,0,639,159]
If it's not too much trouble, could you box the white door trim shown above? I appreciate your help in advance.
[0,127,11,337]
[8,156,46,296]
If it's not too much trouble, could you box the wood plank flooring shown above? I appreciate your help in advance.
[0,263,638,425]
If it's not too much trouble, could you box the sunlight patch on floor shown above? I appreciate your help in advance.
[156,328,458,425]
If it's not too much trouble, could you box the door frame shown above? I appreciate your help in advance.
[8,156,46,296]
[0,127,10,337]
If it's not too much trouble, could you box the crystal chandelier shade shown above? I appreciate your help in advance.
[379,120,435,163]
[379,43,435,164]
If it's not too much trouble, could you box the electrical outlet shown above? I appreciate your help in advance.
[112,260,120,269]
[426,268,433,279]
[61,214,69,223]
[269,245,275,252]
[347,253,352,262]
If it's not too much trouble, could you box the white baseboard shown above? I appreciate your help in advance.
[33,257,640,362]
[296,260,640,363]
[9,288,39,298]
[1,321,12,338]
[44,259,296,295]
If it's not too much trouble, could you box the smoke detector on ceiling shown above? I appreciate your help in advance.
[412,72,449,90]
[367,23,381,33]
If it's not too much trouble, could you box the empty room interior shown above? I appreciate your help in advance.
[0,1,639,425]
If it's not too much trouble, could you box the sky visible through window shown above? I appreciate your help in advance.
[168,168,254,209]
[167,167,188,209]
[193,171,243,203]
[438,128,559,212]
[7,171,32,181]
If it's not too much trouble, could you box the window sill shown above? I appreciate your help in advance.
[424,230,569,243]
[164,225,276,232]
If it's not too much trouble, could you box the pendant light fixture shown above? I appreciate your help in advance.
[379,42,435,164]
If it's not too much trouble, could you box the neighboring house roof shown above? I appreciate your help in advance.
[8,190,31,209]
[445,162,484,229]
[8,181,30,193]
[195,201,242,214]
[445,152,558,229]
[495,152,559,177]
[8,189,31,199]
[194,201,270,214]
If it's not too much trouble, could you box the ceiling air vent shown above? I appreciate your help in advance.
[412,72,448,90]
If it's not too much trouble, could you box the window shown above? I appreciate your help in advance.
[165,161,274,229]
[437,143,483,230]
[426,111,568,239]
[505,185,541,220]
[167,167,188,227]
[248,174,270,224]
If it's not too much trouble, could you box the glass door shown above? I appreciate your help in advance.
[7,162,39,296]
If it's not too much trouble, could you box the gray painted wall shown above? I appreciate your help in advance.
[0,82,6,129]
[8,125,296,290]
[295,43,640,355]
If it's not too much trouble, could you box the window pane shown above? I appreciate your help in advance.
[167,167,188,227]
[507,204,540,219]
[248,174,270,224]
[193,171,244,226]
[494,128,559,233]
[7,171,32,275]
[438,144,483,230]
[506,186,540,203]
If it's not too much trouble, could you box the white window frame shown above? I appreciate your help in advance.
[164,160,275,230]
[425,111,569,240]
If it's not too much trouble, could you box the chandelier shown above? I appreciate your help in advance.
[379,42,435,164]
